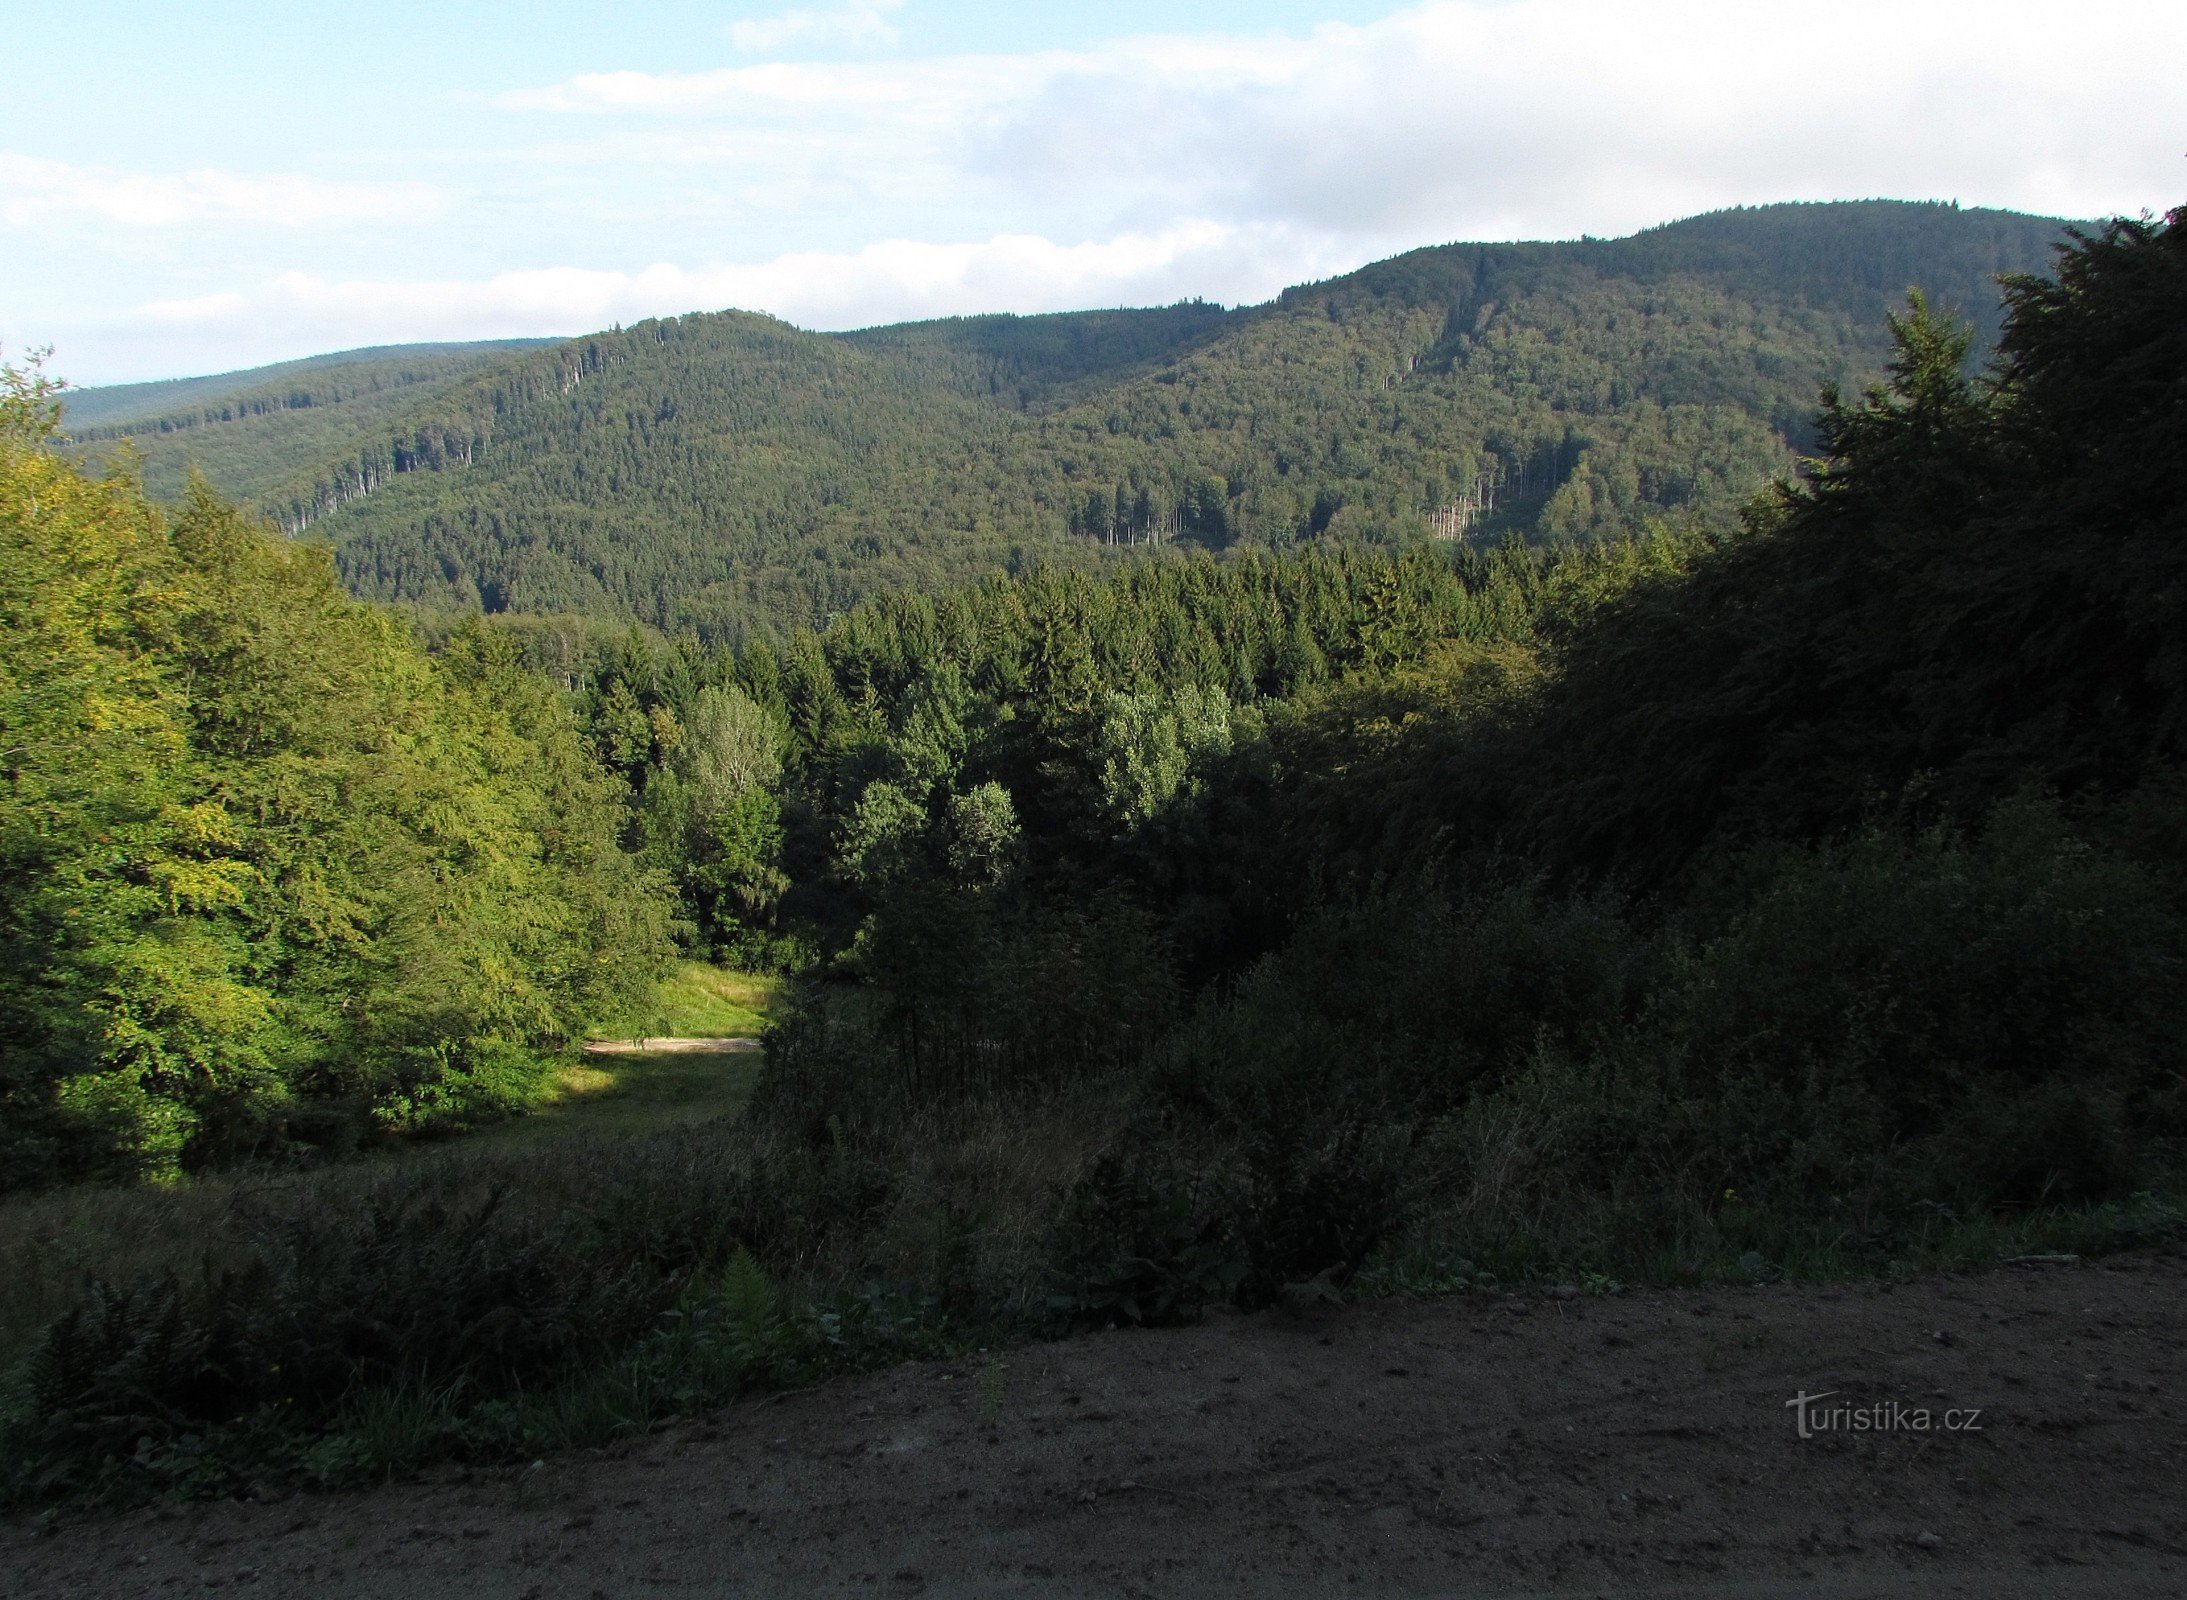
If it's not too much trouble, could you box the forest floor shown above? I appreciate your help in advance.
[10,1245,2185,1599]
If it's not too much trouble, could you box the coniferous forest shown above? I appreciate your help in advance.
[4,202,2185,1503]
[68,202,2066,640]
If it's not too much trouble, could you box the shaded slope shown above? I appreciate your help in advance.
[1215,207,2185,912]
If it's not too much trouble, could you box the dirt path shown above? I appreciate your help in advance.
[582,1038,761,1055]
[11,1249,2186,1598]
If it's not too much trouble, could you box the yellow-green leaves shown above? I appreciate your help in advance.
[3,364,673,1189]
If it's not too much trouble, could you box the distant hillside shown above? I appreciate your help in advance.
[59,340,559,500]
[69,202,2075,640]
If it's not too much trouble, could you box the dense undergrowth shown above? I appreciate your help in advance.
[3,1055,2177,1507]
[5,208,2185,1508]
[7,791,2183,1504]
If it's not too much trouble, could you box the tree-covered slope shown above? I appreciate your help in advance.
[5,361,670,1189]
[76,202,2072,640]
[58,340,557,502]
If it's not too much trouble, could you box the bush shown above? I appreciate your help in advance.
[1233,1121,1410,1307]
[1654,800,2186,1199]
[1043,1144,1245,1331]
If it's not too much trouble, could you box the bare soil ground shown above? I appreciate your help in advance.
[582,1038,762,1055]
[11,1248,2186,1599]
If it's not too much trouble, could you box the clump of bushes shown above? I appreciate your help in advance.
[0,1084,1099,1502]
[8,782,2184,1503]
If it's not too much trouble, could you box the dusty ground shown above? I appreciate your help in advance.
[10,1248,2186,1599]
[582,1038,761,1055]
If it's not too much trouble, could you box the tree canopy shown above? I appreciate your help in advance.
[3,361,671,1187]
[69,202,2069,642]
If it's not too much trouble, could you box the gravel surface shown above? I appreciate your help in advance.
[11,1247,2186,1598]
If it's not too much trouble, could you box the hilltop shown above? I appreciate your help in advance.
[66,201,2072,640]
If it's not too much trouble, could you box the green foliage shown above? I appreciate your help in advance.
[8,1182,658,1500]
[67,203,2066,642]
[1653,804,2183,1190]
[58,341,558,503]
[1,372,673,1186]
[0,1092,1048,1500]
[642,686,791,956]
[1096,684,1234,828]
[1044,1147,1245,1330]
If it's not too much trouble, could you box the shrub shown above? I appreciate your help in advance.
[1043,1144,1246,1331]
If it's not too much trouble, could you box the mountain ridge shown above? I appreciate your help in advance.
[69,201,2078,640]
[59,339,560,434]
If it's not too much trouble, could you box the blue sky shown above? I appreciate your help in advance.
[8,0,2181,384]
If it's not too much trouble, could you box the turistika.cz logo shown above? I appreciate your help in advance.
[1785,1391,1985,1440]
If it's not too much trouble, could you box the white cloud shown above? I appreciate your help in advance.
[0,153,443,229]
[134,291,251,323]
[728,0,902,54]
[505,0,2185,240]
[27,0,2185,382]
[33,199,1307,382]
[115,221,1276,344]
[499,55,1022,116]
[44,221,1354,380]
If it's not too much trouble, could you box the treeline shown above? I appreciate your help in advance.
[2,372,672,1189]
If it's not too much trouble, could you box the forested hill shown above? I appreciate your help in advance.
[72,201,2071,641]
[57,340,559,503]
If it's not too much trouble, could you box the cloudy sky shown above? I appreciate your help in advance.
[8,0,2181,385]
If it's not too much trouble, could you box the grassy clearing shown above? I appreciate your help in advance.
[468,1049,766,1148]
[451,960,785,1146]
[448,962,783,1148]
[0,967,784,1373]
[626,962,782,1039]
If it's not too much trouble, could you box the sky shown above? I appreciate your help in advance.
[6,0,2182,386]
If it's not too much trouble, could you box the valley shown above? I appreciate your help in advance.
[7,202,2184,1569]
